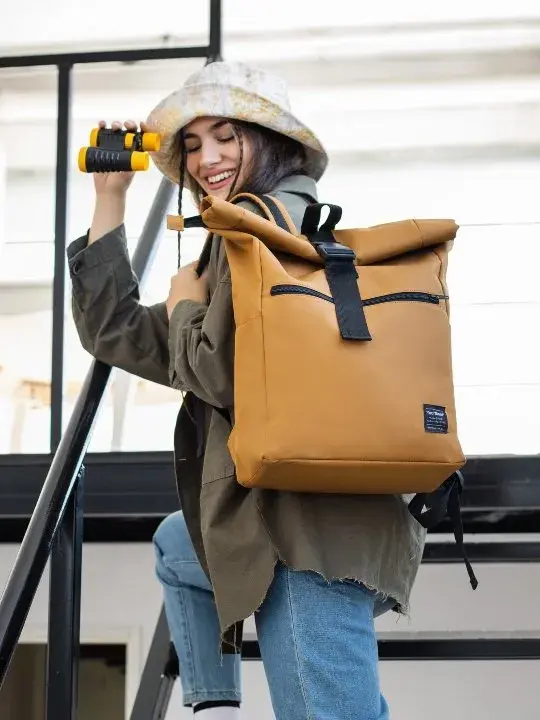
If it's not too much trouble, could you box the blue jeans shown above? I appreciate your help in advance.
[153,511,392,719]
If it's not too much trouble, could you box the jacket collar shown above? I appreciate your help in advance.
[273,173,318,203]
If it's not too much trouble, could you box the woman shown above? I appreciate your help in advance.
[68,61,426,720]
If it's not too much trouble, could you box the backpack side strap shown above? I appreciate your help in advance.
[409,471,479,590]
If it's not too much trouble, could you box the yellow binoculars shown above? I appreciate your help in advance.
[78,127,161,173]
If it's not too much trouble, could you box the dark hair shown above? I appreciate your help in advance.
[176,119,307,207]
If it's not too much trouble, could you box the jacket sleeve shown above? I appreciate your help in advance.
[67,224,171,387]
[167,234,235,408]
[167,199,267,409]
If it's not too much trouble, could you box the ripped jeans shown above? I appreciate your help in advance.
[153,511,393,720]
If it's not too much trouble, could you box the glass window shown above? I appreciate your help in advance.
[0,66,57,454]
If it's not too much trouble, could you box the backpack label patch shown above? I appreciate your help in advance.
[423,404,448,434]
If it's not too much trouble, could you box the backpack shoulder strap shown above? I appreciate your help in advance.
[196,192,298,277]
[194,231,215,278]
[230,192,298,234]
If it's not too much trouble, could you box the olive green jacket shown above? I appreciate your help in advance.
[68,174,426,649]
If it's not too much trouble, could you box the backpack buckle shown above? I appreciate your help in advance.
[314,241,356,261]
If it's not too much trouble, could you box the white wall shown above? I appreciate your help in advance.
[2,1,540,50]
[0,542,538,719]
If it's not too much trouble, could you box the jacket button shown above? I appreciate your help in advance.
[72,260,82,274]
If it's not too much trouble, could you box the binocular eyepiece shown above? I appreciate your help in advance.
[78,127,161,173]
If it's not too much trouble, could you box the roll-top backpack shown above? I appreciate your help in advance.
[174,193,478,590]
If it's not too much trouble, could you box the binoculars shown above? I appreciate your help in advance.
[78,127,161,173]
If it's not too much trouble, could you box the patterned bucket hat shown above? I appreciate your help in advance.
[146,61,328,184]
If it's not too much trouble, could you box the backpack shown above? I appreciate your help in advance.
[175,192,478,590]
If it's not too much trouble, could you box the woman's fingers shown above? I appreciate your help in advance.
[97,119,146,132]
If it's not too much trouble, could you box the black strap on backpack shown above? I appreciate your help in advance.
[408,471,479,590]
[250,194,293,232]
[301,203,372,342]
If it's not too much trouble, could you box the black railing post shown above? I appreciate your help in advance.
[45,466,84,720]
[51,62,72,453]
[207,0,223,62]
[45,62,77,717]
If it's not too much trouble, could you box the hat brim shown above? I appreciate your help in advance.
[146,84,328,184]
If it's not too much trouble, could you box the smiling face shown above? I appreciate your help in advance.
[183,116,253,199]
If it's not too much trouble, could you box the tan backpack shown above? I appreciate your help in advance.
[178,192,477,589]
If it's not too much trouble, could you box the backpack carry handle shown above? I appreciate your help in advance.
[301,203,343,236]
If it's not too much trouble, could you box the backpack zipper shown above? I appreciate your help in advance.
[270,284,446,306]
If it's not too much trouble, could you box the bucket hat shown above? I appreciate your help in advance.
[146,60,328,183]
